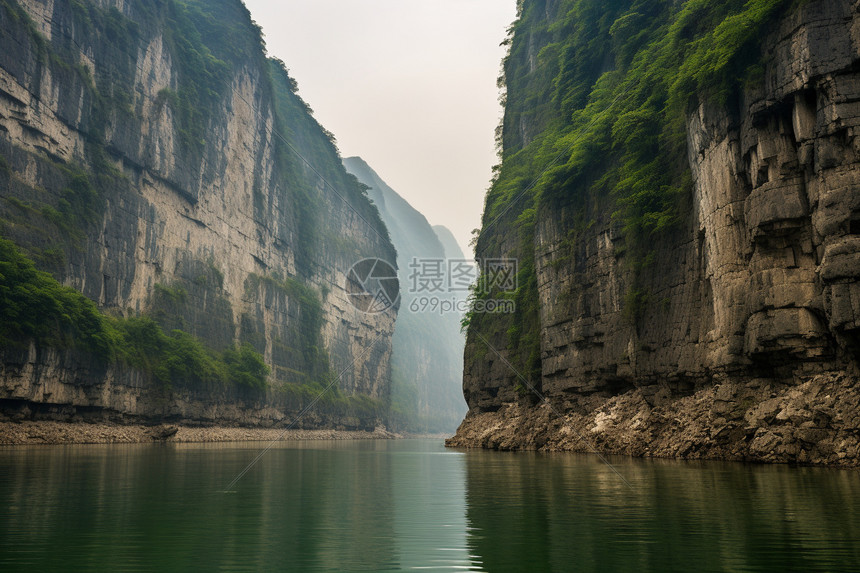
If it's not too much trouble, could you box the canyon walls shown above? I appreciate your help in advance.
[0,0,397,428]
[344,156,467,433]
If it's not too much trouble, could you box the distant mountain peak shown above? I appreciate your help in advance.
[432,225,467,260]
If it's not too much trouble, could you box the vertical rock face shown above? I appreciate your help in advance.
[0,0,396,426]
[450,0,860,464]
[343,157,467,433]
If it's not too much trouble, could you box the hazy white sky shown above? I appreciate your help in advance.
[242,0,517,257]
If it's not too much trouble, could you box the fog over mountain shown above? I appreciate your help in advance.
[344,156,467,433]
[432,225,467,261]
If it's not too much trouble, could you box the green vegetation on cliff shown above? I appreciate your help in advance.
[0,0,394,414]
[469,0,797,381]
[0,235,383,415]
[489,0,793,239]
[0,238,269,390]
[0,238,111,356]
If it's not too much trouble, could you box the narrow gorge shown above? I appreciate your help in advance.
[344,156,467,434]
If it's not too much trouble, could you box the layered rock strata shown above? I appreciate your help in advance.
[0,0,396,427]
[451,0,860,464]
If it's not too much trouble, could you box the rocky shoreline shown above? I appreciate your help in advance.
[0,421,398,446]
[446,372,860,468]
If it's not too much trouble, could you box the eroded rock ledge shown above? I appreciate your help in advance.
[447,372,860,467]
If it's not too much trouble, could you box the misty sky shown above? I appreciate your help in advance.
[242,0,518,257]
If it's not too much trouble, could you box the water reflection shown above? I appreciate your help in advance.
[0,440,478,572]
[463,450,860,572]
[1,441,858,572]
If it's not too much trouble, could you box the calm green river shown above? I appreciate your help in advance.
[0,438,858,572]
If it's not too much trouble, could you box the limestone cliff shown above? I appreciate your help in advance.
[450,0,860,465]
[0,0,397,428]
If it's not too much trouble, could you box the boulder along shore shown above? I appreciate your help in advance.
[446,372,860,468]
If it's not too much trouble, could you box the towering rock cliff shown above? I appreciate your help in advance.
[344,157,467,433]
[0,0,397,428]
[450,0,860,465]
